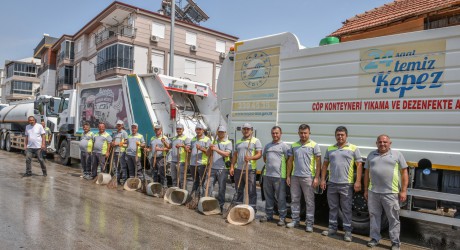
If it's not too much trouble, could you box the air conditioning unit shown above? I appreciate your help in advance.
[151,35,159,42]
[190,45,197,52]
[219,52,226,59]
[150,67,160,74]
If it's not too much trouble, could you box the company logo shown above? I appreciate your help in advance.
[241,51,271,89]
[360,47,444,98]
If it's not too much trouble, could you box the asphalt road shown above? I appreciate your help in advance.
[0,150,457,249]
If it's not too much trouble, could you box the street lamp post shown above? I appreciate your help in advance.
[169,1,175,77]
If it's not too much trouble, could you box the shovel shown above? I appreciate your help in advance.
[124,143,142,191]
[227,137,255,225]
[168,150,189,205]
[141,134,148,194]
[96,148,114,185]
[198,153,220,215]
[107,149,121,189]
[146,150,163,197]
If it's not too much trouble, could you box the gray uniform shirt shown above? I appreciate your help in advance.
[365,149,408,194]
[169,135,190,163]
[79,131,94,153]
[190,136,211,166]
[288,140,321,177]
[235,137,262,170]
[92,132,112,154]
[324,142,363,184]
[212,139,232,170]
[263,141,290,178]
[112,130,128,153]
[150,135,170,158]
[126,134,145,157]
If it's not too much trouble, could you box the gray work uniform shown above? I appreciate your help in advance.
[168,135,189,188]
[324,142,363,232]
[125,133,145,179]
[365,149,408,245]
[288,140,321,226]
[150,135,170,185]
[190,136,211,194]
[263,141,289,220]
[112,130,128,180]
[79,131,94,176]
[91,132,112,177]
[234,137,262,212]
[205,139,232,209]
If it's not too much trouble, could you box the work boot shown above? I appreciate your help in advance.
[321,228,337,236]
[390,243,400,250]
[42,171,47,177]
[305,223,313,233]
[259,216,273,223]
[286,220,299,228]
[344,231,352,242]
[367,239,379,248]
[277,219,286,227]
[23,172,32,177]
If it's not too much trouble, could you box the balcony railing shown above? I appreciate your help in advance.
[95,25,136,45]
[95,58,133,74]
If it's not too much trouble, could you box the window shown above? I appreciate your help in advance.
[186,31,197,46]
[57,66,73,86]
[6,63,37,78]
[152,22,165,39]
[185,59,196,75]
[216,40,226,53]
[96,43,133,73]
[59,40,74,61]
[77,40,82,53]
[12,81,33,95]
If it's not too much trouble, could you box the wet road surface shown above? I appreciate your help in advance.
[0,150,457,249]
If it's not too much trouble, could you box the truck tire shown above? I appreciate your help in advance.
[0,133,5,150]
[337,192,389,235]
[5,134,13,152]
[59,140,71,165]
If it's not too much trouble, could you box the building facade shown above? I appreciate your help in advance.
[330,0,460,42]
[34,34,59,96]
[1,58,40,103]
[40,1,237,96]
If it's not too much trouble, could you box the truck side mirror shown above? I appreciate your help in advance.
[34,109,39,115]
[34,101,39,110]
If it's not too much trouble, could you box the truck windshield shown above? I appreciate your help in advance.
[58,94,70,113]
[46,98,61,116]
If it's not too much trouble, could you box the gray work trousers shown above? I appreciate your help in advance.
[91,153,106,177]
[25,148,47,174]
[170,161,186,188]
[368,191,401,245]
[112,152,126,180]
[206,169,228,209]
[126,155,143,179]
[327,182,353,232]
[290,176,315,225]
[80,151,91,175]
[234,168,258,213]
[263,176,287,220]
[190,165,206,195]
[152,156,167,185]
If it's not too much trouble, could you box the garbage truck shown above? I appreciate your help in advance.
[0,95,61,152]
[55,73,225,165]
[216,25,460,233]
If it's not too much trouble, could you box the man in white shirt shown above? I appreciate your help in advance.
[24,116,47,177]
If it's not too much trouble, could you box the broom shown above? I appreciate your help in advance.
[187,152,209,210]
[223,136,252,219]
[159,145,168,198]
[107,144,120,189]
[185,144,201,209]
[184,153,198,207]
[141,134,148,193]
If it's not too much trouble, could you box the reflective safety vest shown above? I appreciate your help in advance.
[172,135,188,163]
[128,133,144,157]
[94,132,111,154]
[236,137,260,170]
[291,140,319,177]
[191,136,211,165]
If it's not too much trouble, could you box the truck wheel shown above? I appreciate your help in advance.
[0,133,5,150]
[59,140,71,165]
[337,192,389,235]
[5,134,13,152]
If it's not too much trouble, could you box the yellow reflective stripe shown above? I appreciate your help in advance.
[86,132,93,152]
[347,157,355,183]
[281,154,286,178]
[392,162,400,193]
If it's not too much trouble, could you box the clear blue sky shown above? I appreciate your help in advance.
[0,0,394,66]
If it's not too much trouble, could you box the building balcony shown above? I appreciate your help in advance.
[37,64,56,76]
[56,83,73,93]
[95,25,136,50]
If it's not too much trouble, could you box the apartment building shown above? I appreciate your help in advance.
[1,58,40,103]
[34,34,59,96]
[44,1,237,95]
[0,68,4,103]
